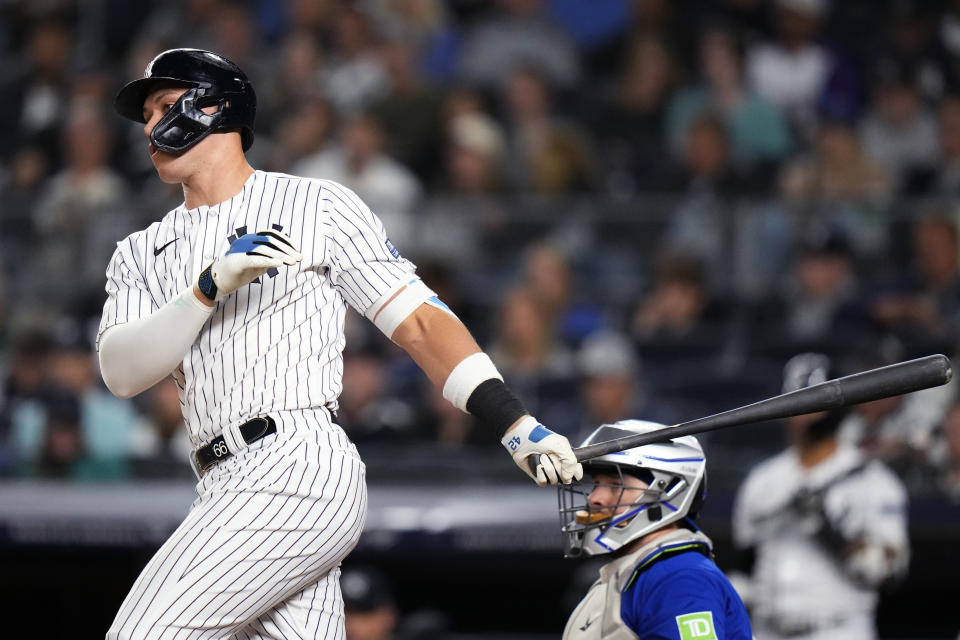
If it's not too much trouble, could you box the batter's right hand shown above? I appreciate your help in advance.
[501,416,583,486]
[205,230,302,300]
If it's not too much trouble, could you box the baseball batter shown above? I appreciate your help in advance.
[731,354,909,640]
[559,420,752,640]
[98,48,582,639]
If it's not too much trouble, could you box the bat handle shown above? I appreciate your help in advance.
[527,454,541,477]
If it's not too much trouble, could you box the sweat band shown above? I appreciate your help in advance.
[466,378,529,436]
[442,352,503,412]
[367,278,438,338]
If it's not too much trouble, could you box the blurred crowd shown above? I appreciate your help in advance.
[1,0,960,505]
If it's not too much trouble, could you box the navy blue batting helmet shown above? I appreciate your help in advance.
[114,48,256,153]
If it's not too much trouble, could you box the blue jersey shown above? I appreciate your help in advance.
[622,550,752,640]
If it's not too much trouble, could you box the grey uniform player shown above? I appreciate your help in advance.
[98,49,582,639]
[731,354,909,640]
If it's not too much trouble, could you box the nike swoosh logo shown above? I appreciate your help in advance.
[580,617,595,631]
[154,238,178,256]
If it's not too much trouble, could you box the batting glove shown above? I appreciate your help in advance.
[501,416,583,486]
[198,230,302,301]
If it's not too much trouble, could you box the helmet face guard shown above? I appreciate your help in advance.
[558,420,707,557]
[149,87,219,153]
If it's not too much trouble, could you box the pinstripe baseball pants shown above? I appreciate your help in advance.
[107,427,367,639]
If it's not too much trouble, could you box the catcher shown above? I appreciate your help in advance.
[560,419,752,639]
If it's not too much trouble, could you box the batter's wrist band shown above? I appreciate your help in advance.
[197,263,218,302]
[442,352,503,411]
[466,378,528,436]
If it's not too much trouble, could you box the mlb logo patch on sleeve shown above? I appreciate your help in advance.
[385,238,401,258]
[675,612,717,640]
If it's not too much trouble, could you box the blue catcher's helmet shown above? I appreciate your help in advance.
[559,420,707,557]
[114,48,256,153]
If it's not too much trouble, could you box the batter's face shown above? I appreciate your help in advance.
[588,471,649,519]
[141,87,232,184]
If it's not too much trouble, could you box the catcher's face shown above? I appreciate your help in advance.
[588,471,649,519]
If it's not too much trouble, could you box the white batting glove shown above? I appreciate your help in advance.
[200,230,302,300]
[501,416,583,486]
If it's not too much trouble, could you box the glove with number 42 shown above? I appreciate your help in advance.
[501,416,583,486]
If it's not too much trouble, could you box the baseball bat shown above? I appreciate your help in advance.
[571,353,952,462]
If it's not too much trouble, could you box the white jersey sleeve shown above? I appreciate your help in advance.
[321,181,416,316]
[97,234,162,348]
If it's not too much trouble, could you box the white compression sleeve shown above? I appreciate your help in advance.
[98,287,215,398]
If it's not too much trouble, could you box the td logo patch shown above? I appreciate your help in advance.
[675,612,717,640]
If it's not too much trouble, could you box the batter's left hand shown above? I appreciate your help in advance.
[501,416,583,486]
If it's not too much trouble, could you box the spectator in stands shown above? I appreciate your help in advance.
[590,34,678,196]
[0,147,48,276]
[442,110,505,195]
[750,228,865,355]
[486,285,579,435]
[879,0,953,103]
[413,110,507,267]
[499,65,596,193]
[136,0,225,54]
[661,115,746,284]
[129,379,191,475]
[264,93,337,174]
[666,23,792,169]
[19,383,126,480]
[339,346,418,445]
[44,317,140,469]
[745,0,850,142]
[521,243,604,344]
[322,5,388,114]
[859,58,939,194]
[0,327,53,475]
[779,115,893,257]
[931,92,960,197]
[869,214,960,351]
[371,36,444,182]
[294,110,422,251]
[0,18,73,166]
[456,0,580,91]
[364,0,455,81]
[27,388,87,479]
[631,251,731,364]
[28,99,134,313]
[258,32,327,139]
[573,329,677,442]
[206,3,269,90]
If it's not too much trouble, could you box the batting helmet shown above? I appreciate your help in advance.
[114,48,256,153]
[558,420,707,557]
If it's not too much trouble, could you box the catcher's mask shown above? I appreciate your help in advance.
[559,420,707,557]
[114,48,256,153]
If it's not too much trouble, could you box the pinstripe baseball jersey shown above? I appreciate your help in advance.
[101,169,413,638]
[98,169,416,447]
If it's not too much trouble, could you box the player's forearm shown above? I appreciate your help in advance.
[391,305,482,388]
[98,287,214,398]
